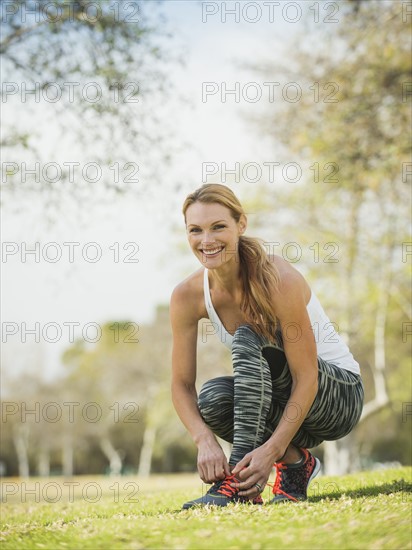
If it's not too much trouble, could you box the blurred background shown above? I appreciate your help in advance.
[1,0,411,478]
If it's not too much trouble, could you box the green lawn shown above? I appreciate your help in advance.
[1,467,411,549]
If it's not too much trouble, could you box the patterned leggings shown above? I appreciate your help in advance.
[198,324,364,466]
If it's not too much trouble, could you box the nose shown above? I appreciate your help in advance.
[202,231,216,246]
[202,231,215,244]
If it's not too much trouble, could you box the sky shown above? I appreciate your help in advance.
[1,0,335,383]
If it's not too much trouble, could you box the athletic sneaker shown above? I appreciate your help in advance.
[269,448,321,503]
[182,473,264,509]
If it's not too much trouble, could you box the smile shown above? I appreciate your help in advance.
[201,246,224,256]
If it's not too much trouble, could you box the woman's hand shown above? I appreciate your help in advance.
[197,436,231,484]
[231,442,284,498]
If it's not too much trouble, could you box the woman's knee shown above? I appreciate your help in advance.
[232,324,265,355]
[198,376,234,412]
[232,324,282,350]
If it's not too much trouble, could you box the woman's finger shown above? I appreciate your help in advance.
[207,463,216,484]
[198,465,206,483]
[231,456,250,476]
[238,487,260,497]
[232,475,258,490]
[214,464,226,480]
[238,479,265,497]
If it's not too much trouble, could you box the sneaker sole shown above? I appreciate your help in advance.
[309,457,321,485]
[182,500,262,509]
[182,494,264,509]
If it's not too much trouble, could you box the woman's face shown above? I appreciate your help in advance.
[185,201,246,267]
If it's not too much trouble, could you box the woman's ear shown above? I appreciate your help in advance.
[238,214,247,235]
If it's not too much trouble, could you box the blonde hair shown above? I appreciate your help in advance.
[182,183,280,342]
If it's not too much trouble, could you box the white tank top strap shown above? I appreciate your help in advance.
[203,268,233,350]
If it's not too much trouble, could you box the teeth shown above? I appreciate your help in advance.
[202,247,223,255]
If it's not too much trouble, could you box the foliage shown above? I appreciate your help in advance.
[0,305,232,476]
[245,0,411,466]
[1,0,176,211]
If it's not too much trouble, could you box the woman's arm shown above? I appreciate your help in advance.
[170,283,231,483]
[264,270,318,457]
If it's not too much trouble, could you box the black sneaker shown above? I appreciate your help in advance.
[270,448,321,503]
[182,474,264,509]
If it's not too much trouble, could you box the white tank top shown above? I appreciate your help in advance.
[203,268,360,375]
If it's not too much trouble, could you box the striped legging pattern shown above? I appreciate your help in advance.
[198,324,364,466]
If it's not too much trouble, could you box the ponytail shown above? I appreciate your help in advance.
[238,236,280,343]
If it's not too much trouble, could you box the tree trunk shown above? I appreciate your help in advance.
[38,446,50,477]
[100,437,122,476]
[360,292,390,420]
[13,425,29,478]
[323,432,363,475]
[138,425,156,477]
[62,436,74,476]
[323,440,350,476]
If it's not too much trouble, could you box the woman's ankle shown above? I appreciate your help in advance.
[281,444,303,464]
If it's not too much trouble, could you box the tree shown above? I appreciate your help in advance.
[1,0,176,213]
[0,304,235,476]
[247,0,411,472]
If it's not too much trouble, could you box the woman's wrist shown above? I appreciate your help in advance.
[263,437,289,462]
[193,429,216,447]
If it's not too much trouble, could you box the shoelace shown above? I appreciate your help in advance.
[267,463,298,502]
[215,474,240,498]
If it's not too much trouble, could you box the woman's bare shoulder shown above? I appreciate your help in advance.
[268,253,300,276]
[170,267,205,322]
[268,253,311,301]
[171,267,204,298]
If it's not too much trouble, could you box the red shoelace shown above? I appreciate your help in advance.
[216,474,263,504]
[216,474,239,498]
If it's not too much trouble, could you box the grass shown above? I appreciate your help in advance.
[1,467,411,549]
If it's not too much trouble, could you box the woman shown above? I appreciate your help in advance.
[170,184,364,508]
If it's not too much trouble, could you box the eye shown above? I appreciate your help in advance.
[188,227,201,233]
[214,224,226,230]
